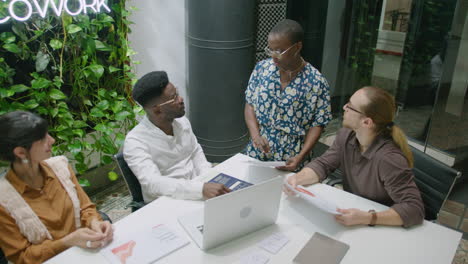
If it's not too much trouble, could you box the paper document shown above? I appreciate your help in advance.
[258,232,289,254]
[245,160,286,168]
[285,181,340,214]
[238,251,270,264]
[101,224,189,264]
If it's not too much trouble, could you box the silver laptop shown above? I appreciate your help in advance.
[178,176,283,250]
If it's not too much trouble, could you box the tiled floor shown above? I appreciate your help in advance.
[90,179,132,223]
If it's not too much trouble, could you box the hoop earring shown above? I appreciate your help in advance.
[22,159,29,164]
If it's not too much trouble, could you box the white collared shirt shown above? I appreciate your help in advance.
[123,115,211,202]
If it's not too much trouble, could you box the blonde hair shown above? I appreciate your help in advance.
[360,86,414,167]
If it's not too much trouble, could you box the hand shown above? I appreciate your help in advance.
[61,228,106,249]
[276,155,302,171]
[334,208,372,226]
[90,219,114,246]
[252,135,270,153]
[282,167,318,196]
[202,183,231,199]
[283,174,299,196]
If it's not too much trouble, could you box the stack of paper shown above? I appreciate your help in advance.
[101,224,189,264]
[284,182,340,214]
[244,160,286,168]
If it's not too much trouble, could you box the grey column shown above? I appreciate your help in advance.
[186,0,255,162]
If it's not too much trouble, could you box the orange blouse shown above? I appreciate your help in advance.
[0,162,101,263]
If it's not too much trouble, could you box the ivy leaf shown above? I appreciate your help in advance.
[24,99,39,109]
[49,39,63,50]
[111,101,123,113]
[68,141,82,154]
[108,171,119,181]
[73,120,88,128]
[0,88,14,98]
[99,14,114,23]
[108,66,120,73]
[84,37,96,56]
[95,40,111,51]
[12,24,28,41]
[36,51,50,72]
[88,64,104,79]
[97,100,109,110]
[50,108,59,117]
[102,155,114,165]
[3,43,21,54]
[94,123,110,133]
[49,89,67,100]
[31,78,52,89]
[73,129,85,137]
[36,106,48,115]
[115,111,132,121]
[67,24,82,34]
[78,178,90,187]
[98,88,106,97]
[90,107,105,117]
[0,32,16,43]
[10,84,29,93]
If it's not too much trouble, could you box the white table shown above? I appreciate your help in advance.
[46,154,462,264]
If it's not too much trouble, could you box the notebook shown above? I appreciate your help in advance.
[208,173,253,191]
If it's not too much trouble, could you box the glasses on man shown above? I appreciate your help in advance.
[157,90,179,107]
[344,102,365,115]
[264,43,297,58]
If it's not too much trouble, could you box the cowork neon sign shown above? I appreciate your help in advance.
[0,0,111,24]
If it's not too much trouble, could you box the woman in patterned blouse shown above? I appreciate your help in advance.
[244,19,332,171]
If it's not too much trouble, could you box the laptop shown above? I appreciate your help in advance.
[178,176,283,250]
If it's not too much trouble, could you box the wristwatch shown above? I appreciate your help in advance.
[368,209,377,226]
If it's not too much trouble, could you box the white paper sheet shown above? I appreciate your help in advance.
[258,232,289,254]
[101,224,189,264]
[284,181,341,214]
[237,251,270,264]
[244,160,286,168]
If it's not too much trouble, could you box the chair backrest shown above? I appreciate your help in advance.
[411,146,461,220]
[114,152,145,211]
[0,248,6,264]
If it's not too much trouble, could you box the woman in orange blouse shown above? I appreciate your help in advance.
[0,111,113,263]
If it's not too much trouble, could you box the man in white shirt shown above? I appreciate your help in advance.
[123,71,230,203]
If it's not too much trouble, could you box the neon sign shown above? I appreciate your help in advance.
[0,0,111,24]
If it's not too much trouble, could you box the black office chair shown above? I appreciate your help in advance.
[99,211,113,224]
[114,152,146,212]
[0,248,5,264]
[411,146,461,220]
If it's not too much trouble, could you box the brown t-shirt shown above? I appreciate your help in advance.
[0,162,101,263]
[306,128,425,227]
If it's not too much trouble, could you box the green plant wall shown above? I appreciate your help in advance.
[0,0,139,177]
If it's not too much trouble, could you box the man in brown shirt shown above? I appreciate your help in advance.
[287,87,424,228]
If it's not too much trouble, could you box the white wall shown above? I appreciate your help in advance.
[127,0,189,112]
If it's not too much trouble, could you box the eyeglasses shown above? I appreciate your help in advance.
[344,102,365,115]
[264,43,297,58]
[157,90,180,107]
